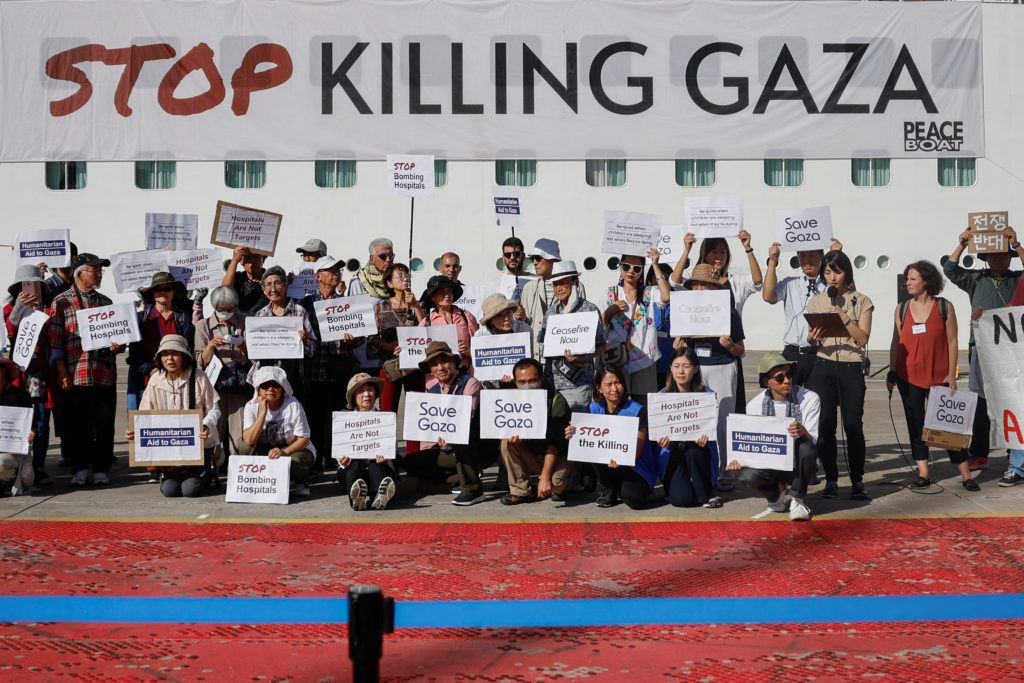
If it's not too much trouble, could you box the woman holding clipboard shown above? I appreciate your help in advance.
[804,251,873,500]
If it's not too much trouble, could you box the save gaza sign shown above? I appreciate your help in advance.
[2,0,982,161]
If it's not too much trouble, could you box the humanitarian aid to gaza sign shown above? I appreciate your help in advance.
[16,229,71,268]
[6,1,982,162]
[470,333,531,382]
[976,308,1024,447]
[128,410,205,466]
[727,414,793,470]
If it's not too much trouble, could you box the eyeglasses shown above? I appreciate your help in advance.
[503,250,523,259]
[83,267,103,275]
[769,370,793,383]
[375,251,395,261]
[262,280,285,290]
[621,263,644,275]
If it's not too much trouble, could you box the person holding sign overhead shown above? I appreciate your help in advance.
[886,261,978,491]
[222,246,267,316]
[336,372,397,510]
[671,230,763,317]
[49,253,124,487]
[805,251,874,500]
[251,266,317,403]
[125,335,220,498]
[419,275,479,372]
[729,352,821,521]
[600,248,671,404]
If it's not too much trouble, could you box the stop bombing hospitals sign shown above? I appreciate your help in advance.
[0,0,983,161]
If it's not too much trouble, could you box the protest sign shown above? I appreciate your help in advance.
[12,310,49,371]
[386,154,435,198]
[225,455,290,504]
[967,211,1010,254]
[332,411,397,460]
[0,308,6,352]
[647,392,718,442]
[726,414,794,470]
[669,289,731,338]
[211,201,282,256]
[145,213,199,250]
[922,386,977,450]
[470,332,531,382]
[568,412,638,466]
[601,210,661,257]
[244,316,303,360]
[0,406,33,455]
[109,250,169,294]
[286,262,317,299]
[492,186,525,228]
[479,389,547,440]
[650,224,685,265]
[775,206,833,252]
[166,248,220,291]
[685,196,744,238]
[542,311,600,357]
[15,229,71,268]
[977,307,1024,448]
[402,392,473,445]
[128,410,205,466]
[314,295,378,341]
[76,302,141,351]
[491,273,535,302]
[396,325,460,371]
[454,285,486,321]
[203,354,223,386]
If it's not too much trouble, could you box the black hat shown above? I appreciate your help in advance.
[73,253,111,269]
[420,275,463,308]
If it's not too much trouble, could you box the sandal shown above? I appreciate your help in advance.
[962,478,980,492]
[702,497,724,509]
[908,476,932,489]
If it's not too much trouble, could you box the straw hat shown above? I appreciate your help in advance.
[683,264,724,289]
[346,372,385,408]
[479,294,518,326]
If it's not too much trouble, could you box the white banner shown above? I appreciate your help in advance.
[568,412,638,467]
[647,392,718,442]
[129,410,204,466]
[76,302,141,351]
[402,392,473,445]
[145,213,198,250]
[479,389,547,440]
[775,206,833,252]
[16,229,71,268]
[245,316,303,359]
[12,310,49,371]
[166,248,221,291]
[602,211,661,257]
[669,289,731,338]
[314,295,377,342]
[396,325,461,371]
[976,309,1024,448]
[0,406,33,455]
[332,411,397,460]
[109,250,169,294]
[923,386,978,437]
[387,154,435,198]
[470,332,531,382]
[685,196,744,238]
[225,455,290,504]
[542,311,600,358]
[0,1,983,162]
[727,414,794,470]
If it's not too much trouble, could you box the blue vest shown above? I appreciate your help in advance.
[589,398,667,488]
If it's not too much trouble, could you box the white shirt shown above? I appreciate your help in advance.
[243,396,316,454]
[745,387,821,444]
[771,275,827,348]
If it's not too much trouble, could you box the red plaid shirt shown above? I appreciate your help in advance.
[48,286,118,387]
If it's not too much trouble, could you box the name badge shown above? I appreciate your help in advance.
[911,323,927,335]
[695,343,712,358]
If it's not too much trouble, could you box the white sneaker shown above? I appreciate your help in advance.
[350,479,369,510]
[372,477,396,510]
[70,470,89,487]
[93,472,109,486]
[766,492,790,513]
[789,499,812,521]
[294,482,311,497]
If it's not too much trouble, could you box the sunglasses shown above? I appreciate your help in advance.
[621,263,644,275]
[375,251,395,260]
[530,255,544,263]
[503,250,523,259]
[769,370,793,383]
[152,285,175,293]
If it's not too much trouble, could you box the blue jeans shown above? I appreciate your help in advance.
[1008,450,1024,478]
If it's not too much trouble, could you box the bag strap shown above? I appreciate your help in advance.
[188,368,197,411]
[900,297,948,328]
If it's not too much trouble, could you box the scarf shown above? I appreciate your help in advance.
[357,263,391,299]
[761,387,802,424]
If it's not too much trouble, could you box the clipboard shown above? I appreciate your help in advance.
[803,312,851,338]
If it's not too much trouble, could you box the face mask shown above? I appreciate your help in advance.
[215,310,234,321]
[517,382,541,391]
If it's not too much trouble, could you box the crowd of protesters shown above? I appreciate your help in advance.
[3,225,1021,521]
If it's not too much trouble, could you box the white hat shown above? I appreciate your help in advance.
[314,255,343,272]
[527,238,560,261]
[250,365,294,397]
[549,260,580,283]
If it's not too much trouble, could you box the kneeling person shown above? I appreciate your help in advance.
[498,359,573,505]
[337,373,398,510]
[728,352,820,521]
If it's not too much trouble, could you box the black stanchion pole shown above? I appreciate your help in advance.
[348,585,394,683]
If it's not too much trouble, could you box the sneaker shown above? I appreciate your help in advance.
[821,481,838,499]
[968,456,989,471]
[294,482,311,497]
[998,471,1024,487]
[499,492,535,506]
[349,479,369,510]
[34,471,53,486]
[789,499,812,521]
[372,477,396,510]
[93,472,109,486]
[70,470,89,487]
[146,471,161,484]
[962,478,981,492]
[851,482,870,500]
[766,492,790,513]
[595,486,619,508]
[452,491,486,506]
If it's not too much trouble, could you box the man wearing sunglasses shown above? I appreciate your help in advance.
[727,351,821,522]
[348,237,395,299]
[501,237,528,279]
[520,238,586,361]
